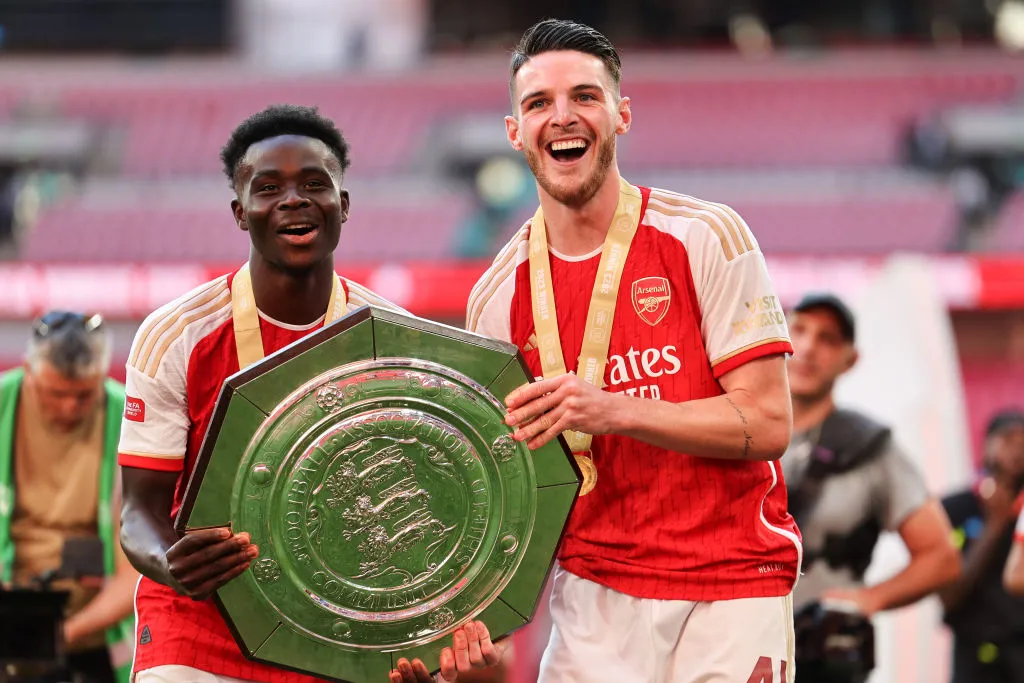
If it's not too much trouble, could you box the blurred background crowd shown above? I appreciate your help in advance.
[0,1,1023,682]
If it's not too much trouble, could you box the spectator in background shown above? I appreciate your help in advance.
[1003,412,1024,599]
[1004,416,1024,601]
[0,311,137,683]
[943,408,1024,683]
[1002,412,1024,601]
[783,293,960,683]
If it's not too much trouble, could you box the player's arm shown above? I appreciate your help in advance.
[505,209,793,460]
[118,333,255,600]
[121,467,255,599]
[1003,511,1024,594]
[625,352,791,459]
[505,353,790,460]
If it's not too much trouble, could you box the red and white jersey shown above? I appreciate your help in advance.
[467,183,802,601]
[118,268,400,681]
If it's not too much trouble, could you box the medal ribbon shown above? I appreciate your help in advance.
[231,262,347,370]
[528,178,643,454]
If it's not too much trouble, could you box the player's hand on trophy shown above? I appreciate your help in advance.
[389,620,503,683]
[165,528,258,600]
[505,372,616,449]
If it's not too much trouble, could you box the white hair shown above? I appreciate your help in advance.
[26,313,112,379]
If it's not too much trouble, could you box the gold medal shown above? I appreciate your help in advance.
[574,452,598,497]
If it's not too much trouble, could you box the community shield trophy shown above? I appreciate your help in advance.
[175,306,582,683]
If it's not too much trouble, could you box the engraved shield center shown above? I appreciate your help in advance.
[306,418,479,591]
[232,361,536,651]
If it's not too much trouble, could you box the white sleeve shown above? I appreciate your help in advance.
[117,327,189,472]
[1015,506,1024,540]
[466,272,514,343]
[465,228,527,343]
[686,205,792,378]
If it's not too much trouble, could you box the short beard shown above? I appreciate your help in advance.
[525,135,616,209]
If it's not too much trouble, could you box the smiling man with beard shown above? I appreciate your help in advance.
[117,105,501,683]
[467,19,802,683]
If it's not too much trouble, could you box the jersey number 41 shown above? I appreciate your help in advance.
[747,657,789,683]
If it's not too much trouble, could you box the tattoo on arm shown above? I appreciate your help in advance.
[725,397,754,458]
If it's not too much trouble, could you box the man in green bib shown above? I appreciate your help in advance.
[0,311,137,683]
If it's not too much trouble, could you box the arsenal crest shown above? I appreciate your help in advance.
[631,277,671,326]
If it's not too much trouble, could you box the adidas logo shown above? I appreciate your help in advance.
[139,625,152,645]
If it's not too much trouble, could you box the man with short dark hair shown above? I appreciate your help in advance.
[943,408,1024,683]
[783,292,960,683]
[118,105,499,683]
[469,18,800,683]
[0,310,137,683]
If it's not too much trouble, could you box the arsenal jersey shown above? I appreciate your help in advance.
[467,184,802,601]
[118,269,400,681]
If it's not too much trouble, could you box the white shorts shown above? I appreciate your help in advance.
[538,565,795,683]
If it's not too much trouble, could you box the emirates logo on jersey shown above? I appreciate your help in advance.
[631,277,671,326]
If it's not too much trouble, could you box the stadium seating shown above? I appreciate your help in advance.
[620,73,1017,169]
[1,56,1019,177]
[2,52,1022,259]
[989,191,1024,251]
[19,189,474,262]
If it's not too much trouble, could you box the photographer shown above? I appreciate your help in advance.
[944,409,1024,683]
[782,293,960,682]
[0,312,137,683]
